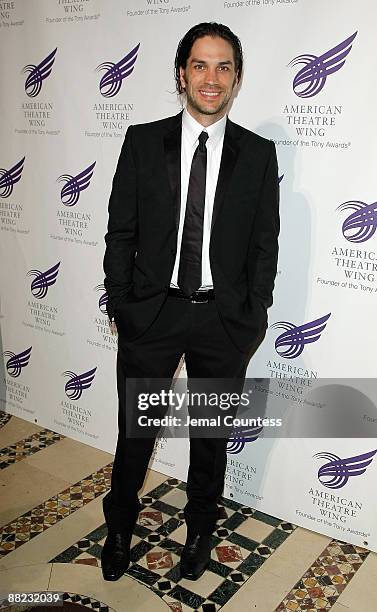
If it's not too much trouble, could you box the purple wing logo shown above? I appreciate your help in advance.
[0,157,25,198]
[227,425,263,454]
[96,43,140,98]
[63,367,97,400]
[3,346,32,378]
[288,32,357,98]
[271,313,331,359]
[22,48,57,97]
[94,284,108,314]
[314,449,377,489]
[57,162,96,207]
[27,262,60,299]
[337,200,377,243]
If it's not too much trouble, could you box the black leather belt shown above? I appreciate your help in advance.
[168,287,215,303]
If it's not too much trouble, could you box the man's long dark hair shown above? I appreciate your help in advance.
[174,22,243,94]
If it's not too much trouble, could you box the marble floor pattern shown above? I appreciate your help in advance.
[0,411,376,612]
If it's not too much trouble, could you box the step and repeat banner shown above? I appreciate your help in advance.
[1,1,376,550]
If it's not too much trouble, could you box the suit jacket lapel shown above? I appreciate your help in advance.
[163,112,240,234]
[163,111,182,230]
[211,118,240,233]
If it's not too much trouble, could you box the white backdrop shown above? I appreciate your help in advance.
[1,0,376,551]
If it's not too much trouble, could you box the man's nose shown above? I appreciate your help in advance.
[205,66,219,84]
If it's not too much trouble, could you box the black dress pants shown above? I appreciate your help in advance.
[103,294,250,535]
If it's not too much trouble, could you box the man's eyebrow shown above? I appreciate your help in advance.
[190,58,234,65]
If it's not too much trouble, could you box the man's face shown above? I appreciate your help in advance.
[179,35,239,126]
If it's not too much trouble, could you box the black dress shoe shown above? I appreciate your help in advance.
[180,533,211,580]
[101,531,132,581]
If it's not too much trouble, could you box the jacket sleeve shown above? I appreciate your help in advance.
[103,125,138,320]
[247,140,280,315]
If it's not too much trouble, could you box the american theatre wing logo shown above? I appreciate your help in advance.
[270,313,331,359]
[3,346,32,378]
[22,48,57,97]
[96,43,140,98]
[27,262,60,299]
[57,162,96,207]
[337,200,377,243]
[314,449,377,489]
[227,424,264,454]
[94,284,108,315]
[288,32,357,98]
[63,367,97,400]
[0,157,25,198]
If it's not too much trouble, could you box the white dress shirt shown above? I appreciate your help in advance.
[170,108,226,290]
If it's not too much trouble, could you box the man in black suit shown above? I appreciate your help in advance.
[101,22,279,581]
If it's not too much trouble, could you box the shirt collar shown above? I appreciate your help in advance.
[182,108,227,150]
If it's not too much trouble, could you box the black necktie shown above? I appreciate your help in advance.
[178,130,209,296]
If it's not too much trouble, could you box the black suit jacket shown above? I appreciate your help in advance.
[104,111,279,354]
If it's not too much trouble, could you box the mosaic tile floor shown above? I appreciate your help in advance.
[1,413,374,611]
[62,593,115,611]
[0,463,112,557]
[49,475,371,611]
[50,477,297,610]
[0,411,12,429]
[47,479,369,612]
[0,428,64,469]
[276,540,370,612]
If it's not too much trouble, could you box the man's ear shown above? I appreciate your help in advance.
[179,66,186,91]
[233,73,241,92]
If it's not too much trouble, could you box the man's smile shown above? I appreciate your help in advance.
[198,90,222,99]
